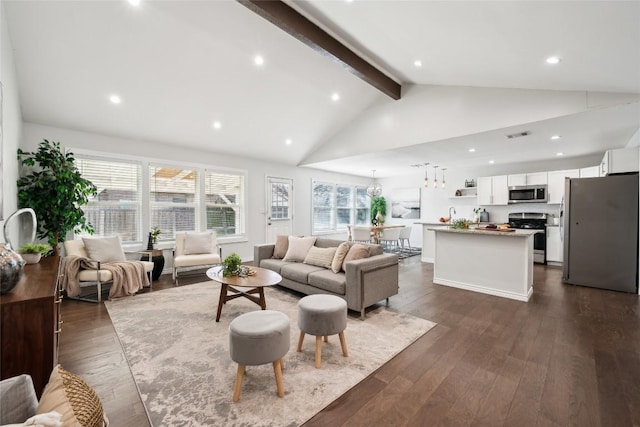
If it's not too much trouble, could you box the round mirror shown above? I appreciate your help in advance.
[2,208,37,250]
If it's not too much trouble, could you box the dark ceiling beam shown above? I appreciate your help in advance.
[237,0,401,100]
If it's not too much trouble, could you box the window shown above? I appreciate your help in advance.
[204,171,245,237]
[149,165,198,241]
[76,157,142,244]
[312,181,369,233]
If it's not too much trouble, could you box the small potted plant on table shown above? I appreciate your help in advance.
[18,243,52,264]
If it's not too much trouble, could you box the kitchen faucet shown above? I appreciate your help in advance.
[448,206,456,223]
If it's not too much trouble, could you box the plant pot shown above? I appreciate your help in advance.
[20,253,42,264]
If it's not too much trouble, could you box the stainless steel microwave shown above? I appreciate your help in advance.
[508,185,547,203]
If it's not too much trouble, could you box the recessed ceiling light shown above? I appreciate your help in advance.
[128,0,141,6]
[254,55,264,66]
[414,60,423,68]
[551,135,561,140]
[331,93,340,102]
[212,121,222,130]
[109,95,121,104]
[546,56,561,65]
[489,160,495,164]
[468,148,476,153]
[285,139,292,145]
[556,152,564,156]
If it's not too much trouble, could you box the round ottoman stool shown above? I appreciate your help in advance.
[296,294,348,368]
[229,310,290,402]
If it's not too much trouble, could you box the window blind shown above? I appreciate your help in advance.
[76,157,142,243]
[149,165,198,240]
[204,171,244,236]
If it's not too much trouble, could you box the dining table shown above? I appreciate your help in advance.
[347,224,405,244]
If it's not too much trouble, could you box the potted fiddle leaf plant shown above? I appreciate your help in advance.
[17,140,97,255]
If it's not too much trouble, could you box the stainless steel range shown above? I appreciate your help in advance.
[508,212,547,264]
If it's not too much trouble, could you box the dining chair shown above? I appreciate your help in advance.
[351,226,372,243]
[399,226,412,250]
[379,227,402,251]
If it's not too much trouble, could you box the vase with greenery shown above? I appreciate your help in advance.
[371,196,387,225]
[17,140,97,255]
[221,252,242,277]
[148,227,162,250]
[18,243,52,264]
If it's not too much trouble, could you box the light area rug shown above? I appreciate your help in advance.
[105,281,436,426]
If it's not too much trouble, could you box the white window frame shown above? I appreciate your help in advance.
[203,168,246,238]
[311,180,370,235]
[72,149,248,249]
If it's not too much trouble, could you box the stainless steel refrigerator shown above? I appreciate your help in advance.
[562,173,639,293]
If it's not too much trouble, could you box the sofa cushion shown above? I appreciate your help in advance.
[331,242,350,273]
[342,243,371,271]
[308,270,346,295]
[259,258,290,274]
[280,263,325,283]
[283,236,317,262]
[303,246,336,269]
[82,236,125,262]
[272,235,289,259]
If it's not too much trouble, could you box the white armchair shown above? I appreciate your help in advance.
[173,231,222,283]
[63,237,153,303]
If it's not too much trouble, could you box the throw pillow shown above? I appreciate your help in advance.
[283,236,317,262]
[184,232,213,255]
[82,236,126,263]
[37,365,108,427]
[331,242,350,273]
[342,243,371,271]
[272,235,289,259]
[303,246,337,269]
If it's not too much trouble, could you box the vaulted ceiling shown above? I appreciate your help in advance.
[3,0,639,177]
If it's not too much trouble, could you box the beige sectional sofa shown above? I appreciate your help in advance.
[254,237,399,319]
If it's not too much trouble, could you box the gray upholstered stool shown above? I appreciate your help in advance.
[229,310,290,402]
[296,294,348,368]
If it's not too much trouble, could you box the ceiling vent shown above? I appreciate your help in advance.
[506,131,531,139]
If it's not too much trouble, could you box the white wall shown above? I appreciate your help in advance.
[22,123,367,261]
[0,3,23,231]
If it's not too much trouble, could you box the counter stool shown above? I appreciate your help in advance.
[229,310,290,402]
[296,294,348,368]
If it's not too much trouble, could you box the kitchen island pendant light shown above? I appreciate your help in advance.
[423,163,430,188]
[433,165,439,189]
[366,170,382,197]
[442,168,446,189]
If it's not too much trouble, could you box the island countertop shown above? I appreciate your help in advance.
[429,227,538,237]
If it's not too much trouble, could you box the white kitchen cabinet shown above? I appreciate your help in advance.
[547,169,579,204]
[526,172,548,185]
[478,175,508,205]
[546,226,563,263]
[600,147,639,176]
[507,172,547,186]
[507,174,527,186]
[579,166,599,178]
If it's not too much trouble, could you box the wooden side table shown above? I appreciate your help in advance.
[140,249,165,281]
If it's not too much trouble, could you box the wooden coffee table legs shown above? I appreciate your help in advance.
[215,284,267,322]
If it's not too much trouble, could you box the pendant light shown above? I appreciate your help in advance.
[423,163,430,188]
[441,168,446,189]
[366,170,382,197]
[433,165,439,188]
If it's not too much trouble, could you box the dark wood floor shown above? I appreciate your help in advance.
[59,258,640,426]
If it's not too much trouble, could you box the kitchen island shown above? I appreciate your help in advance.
[431,227,536,301]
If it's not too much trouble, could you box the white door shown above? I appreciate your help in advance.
[266,176,293,243]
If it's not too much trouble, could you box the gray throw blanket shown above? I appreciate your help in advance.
[61,255,149,299]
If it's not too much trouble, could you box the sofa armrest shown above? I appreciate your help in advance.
[344,253,399,319]
[0,375,38,425]
[254,244,275,267]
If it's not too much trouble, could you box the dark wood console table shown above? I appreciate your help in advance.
[0,255,62,397]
